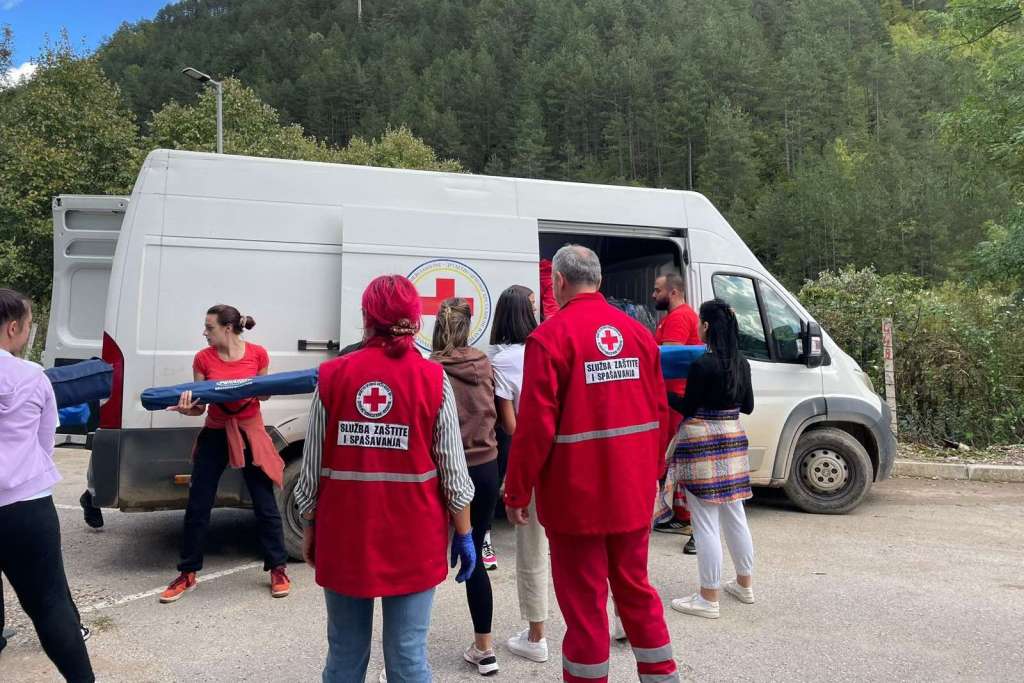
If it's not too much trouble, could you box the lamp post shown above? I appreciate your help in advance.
[181,67,223,154]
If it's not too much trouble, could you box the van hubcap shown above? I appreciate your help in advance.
[801,449,849,493]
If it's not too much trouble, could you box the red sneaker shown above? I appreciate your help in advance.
[270,566,290,598]
[159,572,197,603]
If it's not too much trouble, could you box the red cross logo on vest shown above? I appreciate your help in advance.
[356,381,394,419]
[595,325,624,357]
[419,278,475,316]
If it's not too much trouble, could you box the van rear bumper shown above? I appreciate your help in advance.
[90,427,247,511]
[875,403,897,481]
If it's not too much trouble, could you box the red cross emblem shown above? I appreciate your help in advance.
[595,325,624,357]
[356,381,393,419]
[419,278,475,316]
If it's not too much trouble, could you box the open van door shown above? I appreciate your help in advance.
[44,195,128,437]
[43,195,128,367]
[339,204,540,353]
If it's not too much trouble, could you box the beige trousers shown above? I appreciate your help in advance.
[515,497,549,622]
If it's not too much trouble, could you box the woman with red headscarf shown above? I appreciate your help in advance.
[294,275,476,683]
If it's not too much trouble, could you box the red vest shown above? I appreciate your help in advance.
[315,342,448,598]
[505,293,672,535]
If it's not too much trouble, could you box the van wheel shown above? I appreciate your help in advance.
[275,459,305,561]
[783,428,873,514]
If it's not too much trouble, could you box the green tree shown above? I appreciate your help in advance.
[143,77,334,162]
[0,34,139,301]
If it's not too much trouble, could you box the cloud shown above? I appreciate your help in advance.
[3,61,37,85]
[2,1,25,11]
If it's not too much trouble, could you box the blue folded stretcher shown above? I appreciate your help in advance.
[44,359,114,409]
[141,368,319,411]
[141,347,699,412]
[659,345,706,380]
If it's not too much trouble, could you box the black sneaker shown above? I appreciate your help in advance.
[80,491,104,529]
[81,626,90,642]
[653,518,691,535]
[683,536,697,555]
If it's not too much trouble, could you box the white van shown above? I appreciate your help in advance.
[47,149,894,558]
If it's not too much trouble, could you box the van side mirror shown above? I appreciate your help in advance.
[803,321,824,369]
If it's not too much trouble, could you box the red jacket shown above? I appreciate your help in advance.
[315,342,449,598]
[503,292,672,535]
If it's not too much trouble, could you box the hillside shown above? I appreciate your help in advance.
[96,0,1015,286]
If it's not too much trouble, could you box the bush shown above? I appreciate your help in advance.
[799,267,1024,446]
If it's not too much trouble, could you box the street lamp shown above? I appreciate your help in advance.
[181,66,223,154]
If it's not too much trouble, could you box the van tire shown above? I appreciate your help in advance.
[783,428,873,514]
[275,458,305,561]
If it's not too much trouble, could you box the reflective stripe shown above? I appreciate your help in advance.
[633,644,674,663]
[562,655,609,679]
[320,467,438,483]
[554,421,661,444]
[639,674,679,683]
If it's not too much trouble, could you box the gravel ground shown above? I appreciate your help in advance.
[2,448,1023,682]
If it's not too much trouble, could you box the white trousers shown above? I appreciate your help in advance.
[515,497,550,622]
[685,490,755,590]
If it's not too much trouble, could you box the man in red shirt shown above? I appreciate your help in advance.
[505,245,678,683]
[652,273,701,551]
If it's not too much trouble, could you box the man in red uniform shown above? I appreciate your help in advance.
[652,273,701,549]
[504,245,679,683]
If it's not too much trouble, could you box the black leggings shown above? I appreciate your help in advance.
[178,428,288,572]
[0,496,94,682]
[465,460,499,635]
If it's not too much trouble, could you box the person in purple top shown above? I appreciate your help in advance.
[0,288,94,682]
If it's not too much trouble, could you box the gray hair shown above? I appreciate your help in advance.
[552,244,602,287]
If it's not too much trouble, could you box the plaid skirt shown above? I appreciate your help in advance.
[657,409,751,512]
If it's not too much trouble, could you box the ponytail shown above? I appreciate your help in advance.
[699,298,743,401]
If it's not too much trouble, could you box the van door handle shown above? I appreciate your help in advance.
[297,339,340,352]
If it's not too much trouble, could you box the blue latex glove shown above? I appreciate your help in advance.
[450,529,477,583]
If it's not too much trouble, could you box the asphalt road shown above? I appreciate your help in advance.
[2,448,1023,682]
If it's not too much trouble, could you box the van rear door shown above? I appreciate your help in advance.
[339,204,540,354]
[44,195,128,436]
[43,195,128,367]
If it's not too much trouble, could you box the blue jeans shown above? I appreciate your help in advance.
[323,587,435,683]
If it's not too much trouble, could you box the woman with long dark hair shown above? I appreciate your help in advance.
[667,298,756,620]
[160,304,290,603]
[431,298,501,676]
[488,286,552,663]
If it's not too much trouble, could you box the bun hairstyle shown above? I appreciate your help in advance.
[361,275,422,358]
[699,298,743,402]
[207,304,255,334]
[431,298,472,358]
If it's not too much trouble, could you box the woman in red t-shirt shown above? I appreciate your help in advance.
[158,304,290,603]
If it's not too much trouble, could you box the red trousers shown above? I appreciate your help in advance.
[548,527,678,682]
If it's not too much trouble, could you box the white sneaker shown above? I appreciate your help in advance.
[506,629,549,663]
[464,644,500,676]
[671,593,720,619]
[724,579,755,604]
[611,615,627,641]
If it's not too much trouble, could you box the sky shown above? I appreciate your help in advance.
[3,0,169,82]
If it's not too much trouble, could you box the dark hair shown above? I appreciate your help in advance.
[661,272,686,297]
[207,304,255,334]
[0,288,31,328]
[490,285,537,345]
[699,298,742,401]
[431,298,472,357]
